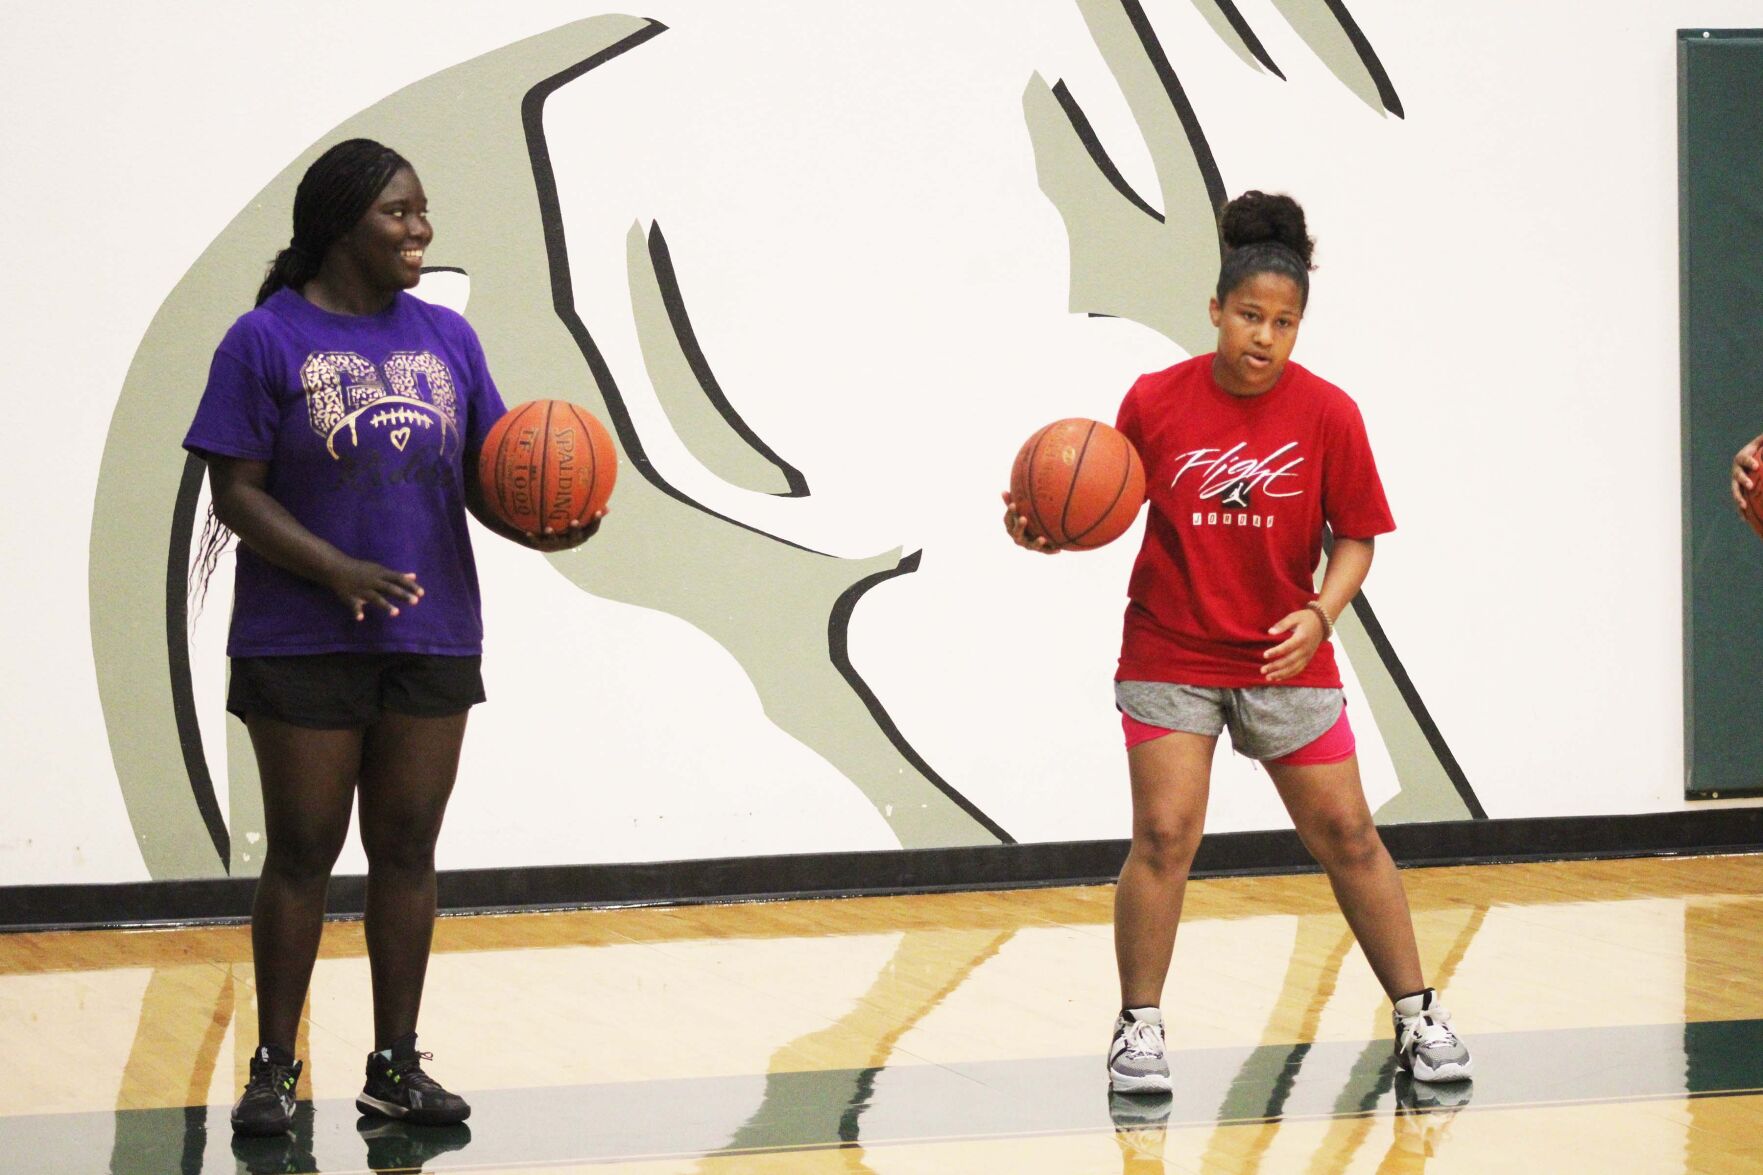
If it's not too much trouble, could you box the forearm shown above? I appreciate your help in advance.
[463,464,601,552]
[213,481,354,591]
[1315,536,1375,622]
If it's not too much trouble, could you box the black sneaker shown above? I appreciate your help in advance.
[230,1044,303,1137]
[231,1101,316,1172]
[356,1034,471,1126]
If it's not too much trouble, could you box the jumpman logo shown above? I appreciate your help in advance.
[1220,479,1252,509]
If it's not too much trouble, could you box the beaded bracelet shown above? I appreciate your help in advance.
[1304,600,1335,639]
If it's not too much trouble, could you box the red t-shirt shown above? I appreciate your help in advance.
[1115,355,1395,688]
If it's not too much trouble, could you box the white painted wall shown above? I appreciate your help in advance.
[3,0,1756,885]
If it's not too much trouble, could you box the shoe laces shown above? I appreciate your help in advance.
[1119,1018,1165,1059]
[247,1056,301,1096]
[384,1051,447,1094]
[1398,1006,1458,1052]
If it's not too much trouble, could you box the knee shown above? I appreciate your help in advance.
[362,830,437,876]
[1132,815,1204,873]
[1305,813,1385,871]
[262,830,347,885]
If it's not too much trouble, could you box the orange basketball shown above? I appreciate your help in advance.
[1010,418,1146,550]
[478,400,617,535]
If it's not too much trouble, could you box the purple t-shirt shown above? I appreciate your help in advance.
[184,287,507,657]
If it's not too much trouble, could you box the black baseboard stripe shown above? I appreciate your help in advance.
[6,807,1761,932]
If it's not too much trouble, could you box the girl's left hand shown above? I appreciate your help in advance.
[528,509,607,552]
[1262,608,1326,681]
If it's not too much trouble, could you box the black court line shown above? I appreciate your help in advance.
[6,1019,1760,1171]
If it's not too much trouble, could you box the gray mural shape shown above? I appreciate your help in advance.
[1025,0,1481,822]
[90,15,1012,881]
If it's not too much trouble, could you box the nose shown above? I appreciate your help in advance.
[408,213,433,245]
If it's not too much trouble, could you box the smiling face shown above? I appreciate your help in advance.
[329,166,432,298]
[1207,271,1305,397]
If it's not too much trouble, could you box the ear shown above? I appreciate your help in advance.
[1208,297,1223,329]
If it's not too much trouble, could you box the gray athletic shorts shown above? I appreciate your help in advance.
[1115,680,1345,761]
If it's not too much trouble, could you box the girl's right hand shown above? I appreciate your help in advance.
[329,558,423,621]
[1001,492,1057,555]
[1733,433,1763,520]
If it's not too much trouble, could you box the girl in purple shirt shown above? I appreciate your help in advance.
[185,139,600,1137]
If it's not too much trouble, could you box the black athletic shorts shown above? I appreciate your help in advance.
[226,653,485,729]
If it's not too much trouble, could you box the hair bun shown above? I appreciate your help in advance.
[1219,190,1314,268]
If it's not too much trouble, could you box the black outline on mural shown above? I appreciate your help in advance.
[828,551,1015,844]
[520,22,1008,839]
[518,20,825,556]
[646,221,810,498]
[150,9,1408,878]
[153,17,1005,872]
[1319,0,1404,118]
[1207,0,1286,78]
[1348,592,1485,819]
[1049,80,1165,224]
[1045,5,1466,818]
[1118,0,1228,215]
[167,455,230,870]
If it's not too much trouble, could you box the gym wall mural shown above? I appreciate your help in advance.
[89,3,1479,884]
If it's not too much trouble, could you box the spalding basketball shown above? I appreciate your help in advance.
[1010,418,1146,550]
[478,400,617,535]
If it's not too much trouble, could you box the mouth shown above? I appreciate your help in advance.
[400,248,424,267]
[1244,353,1272,369]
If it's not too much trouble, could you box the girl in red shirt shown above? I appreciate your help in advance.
[1006,191,1471,1093]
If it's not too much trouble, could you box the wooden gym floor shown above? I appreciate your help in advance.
[2,853,1762,1173]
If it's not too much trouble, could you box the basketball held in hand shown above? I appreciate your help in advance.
[478,400,617,536]
[1010,418,1146,550]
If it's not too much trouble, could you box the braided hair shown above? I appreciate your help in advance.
[192,140,413,621]
[1215,190,1316,309]
[254,138,411,307]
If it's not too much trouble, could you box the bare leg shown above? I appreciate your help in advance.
[357,709,468,1049]
[1267,755,1424,1000]
[246,716,363,1050]
[1114,732,1216,1008]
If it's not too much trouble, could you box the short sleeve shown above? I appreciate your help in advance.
[183,341,280,462]
[1115,375,1147,453]
[1320,397,1395,539]
[458,323,508,452]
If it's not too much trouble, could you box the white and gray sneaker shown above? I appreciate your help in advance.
[1392,988,1472,1082]
[1108,1007,1172,1093]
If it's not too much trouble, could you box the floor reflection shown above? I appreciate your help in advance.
[701,926,1016,1172]
[109,966,233,1175]
[1,856,1760,1171]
